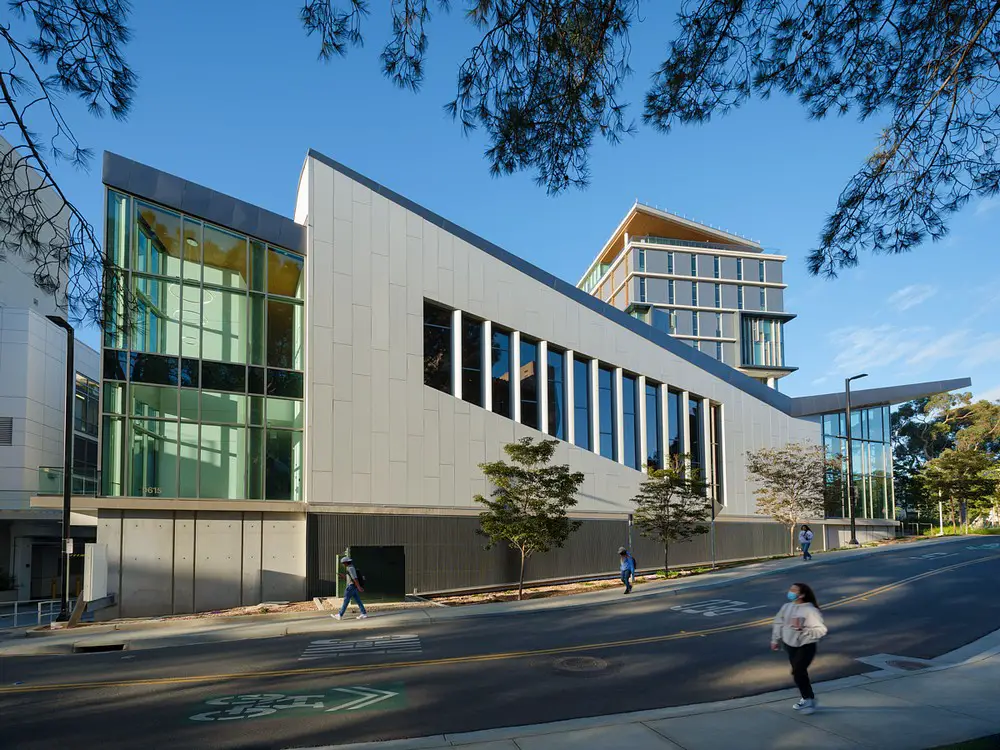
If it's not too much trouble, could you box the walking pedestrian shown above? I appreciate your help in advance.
[771,582,827,714]
[618,546,636,594]
[331,556,368,621]
[799,525,814,561]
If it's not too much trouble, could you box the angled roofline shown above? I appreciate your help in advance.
[102,152,306,253]
[789,378,972,417]
[306,148,796,413]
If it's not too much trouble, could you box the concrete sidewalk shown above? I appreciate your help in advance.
[0,536,963,656]
[297,628,1000,750]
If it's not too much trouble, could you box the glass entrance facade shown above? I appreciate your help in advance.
[821,406,892,520]
[101,190,305,501]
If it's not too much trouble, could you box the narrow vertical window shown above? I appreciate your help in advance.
[692,314,700,336]
[710,403,724,504]
[547,346,566,440]
[667,252,674,274]
[668,389,682,465]
[760,287,767,310]
[736,257,743,280]
[423,301,452,393]
[691,254,698,277]
[668,280,675,304]
[645,382,662,469]
[636,247,646,272]
[598,366,616,460]
[689,397,704,473]
[622,374,639,469]
[758,260,765,282]
[716,342,723,361]
[692,283,698,306]
[638,277,647,303]
[737,285,744,310]
[520,337,539,429]
[573,357,591,450]
[714,283,721,308]
[491,327,512,418]
[713,256,720,278]
[716,312,723,337]
[669,311,677,334]
[462,316,483,406]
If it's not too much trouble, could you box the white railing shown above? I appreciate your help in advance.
[0,599,74,629]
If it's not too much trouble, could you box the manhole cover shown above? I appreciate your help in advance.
[553,656,609,673]
[886,660,930,671]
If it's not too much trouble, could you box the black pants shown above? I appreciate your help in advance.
[785,642,817,700]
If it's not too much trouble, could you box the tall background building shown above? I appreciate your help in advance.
[579,203,795,389]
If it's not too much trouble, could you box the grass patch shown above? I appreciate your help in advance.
[922,526,1000,537]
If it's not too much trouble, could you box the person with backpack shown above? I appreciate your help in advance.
[771,582,828,714]
[618,546,636,594]
[332,556,368,620]
[799,524,815,561]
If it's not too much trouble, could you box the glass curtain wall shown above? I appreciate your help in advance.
[573,357,591,450]
[622,374,639,469]
[520,337,539,429]
[547,347,566,440]
[645,382,662,470]
[101,189,305,501]
[597,366,616,460]
[821,406,892,519]
[667,389,682,466]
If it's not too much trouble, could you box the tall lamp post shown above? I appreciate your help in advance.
[845,373,868,547]
[46,315,74,621]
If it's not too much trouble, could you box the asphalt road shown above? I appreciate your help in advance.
[1,538,999,750]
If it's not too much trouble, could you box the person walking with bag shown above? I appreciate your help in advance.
[618,546,636,594]
[332,556,368,621]
[799,525,815,561]
[771,582,827,714]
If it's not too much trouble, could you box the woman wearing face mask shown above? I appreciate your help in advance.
[770,582,828,714]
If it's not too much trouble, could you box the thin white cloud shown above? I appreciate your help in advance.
[887,284,938,312]
[975,197,1000,216]
[827,324,929,375]
[976,383,1000,402]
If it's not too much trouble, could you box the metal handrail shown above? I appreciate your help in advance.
[0,598,74,628]
[633,236,761,253]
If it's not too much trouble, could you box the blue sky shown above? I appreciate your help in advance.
[44,1,999,402]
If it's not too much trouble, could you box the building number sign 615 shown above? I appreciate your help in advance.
[144,487,161,495]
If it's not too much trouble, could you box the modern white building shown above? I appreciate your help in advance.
[30,151,968,617]
[1,136,100,601]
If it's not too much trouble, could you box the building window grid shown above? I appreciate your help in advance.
[101,190,305,502]
[821,406,892,520]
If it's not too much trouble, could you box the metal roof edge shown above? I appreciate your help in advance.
[790,378,972,417]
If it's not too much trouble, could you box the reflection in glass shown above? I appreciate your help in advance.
[423,301,452,393]
[129,353,178,386]
[573,357,591,450]
[461,316,483,407]
[689,398,703,471]
[266,429,302,501]
[129,418,179,497]
[202,361,246,393]
[249,396,265,426]
[491,328,512,418]
[267,369,303,398]
[104,350,128,381]
[268,246,304,299]
[248,427,265,499]
[103,270,127,350]
[645,382,662,469]
[101,416,126,496]
[106,190,130,268]
[547,347,566,440]
[183,219,202,282]
[178,423,199,497]
[250,240,266,293]
[200,391,247,424]
[199,424,246,499]
[266,397,303,429]
[622,374,639,469]
[180,389,199,421]
[249,366,266,394]
[249,294,266,366]
[103,382,126,414]
[202,288,248,364]
[180,283,201,358]
[520,338,539,429]
[180,358,199,388]
[135,202,182,277]
[203,224,248,289]
[267,299,303,370]
[598,367,616,460]
[130,383,179,420]
[132,275,181,355]
[668,390,682,463]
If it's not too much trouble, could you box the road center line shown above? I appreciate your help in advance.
[1,554,995,696]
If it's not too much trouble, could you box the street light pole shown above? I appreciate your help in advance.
[47,315,74,621]
[845,373,868,547]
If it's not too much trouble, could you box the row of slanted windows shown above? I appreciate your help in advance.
[423,300,725,501]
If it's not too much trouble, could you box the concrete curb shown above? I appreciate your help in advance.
[292,626,1000,750]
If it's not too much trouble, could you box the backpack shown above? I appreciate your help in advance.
[355,569,367,588]
[630,554,637,572]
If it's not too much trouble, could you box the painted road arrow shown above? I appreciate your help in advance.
[325,687,399,712]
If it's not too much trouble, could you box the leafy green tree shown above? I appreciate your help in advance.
[920,448,999,530]
[631,459,710,574]
[475,437,584,600]
[747,443,826,553]
[301,0,1000,275]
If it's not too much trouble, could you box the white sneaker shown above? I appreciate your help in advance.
[357,613,368,620]
[331,614,342,620]
[793,699,815,714]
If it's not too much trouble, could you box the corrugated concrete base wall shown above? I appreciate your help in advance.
[98,510,307,619]
[307,513,897,597]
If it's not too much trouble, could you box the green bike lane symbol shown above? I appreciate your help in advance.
[189,683,405,722]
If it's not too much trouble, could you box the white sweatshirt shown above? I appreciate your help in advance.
[799,530,814,544]
[771,602,827,647]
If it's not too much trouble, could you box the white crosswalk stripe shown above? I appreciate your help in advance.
[298,634,422,661]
